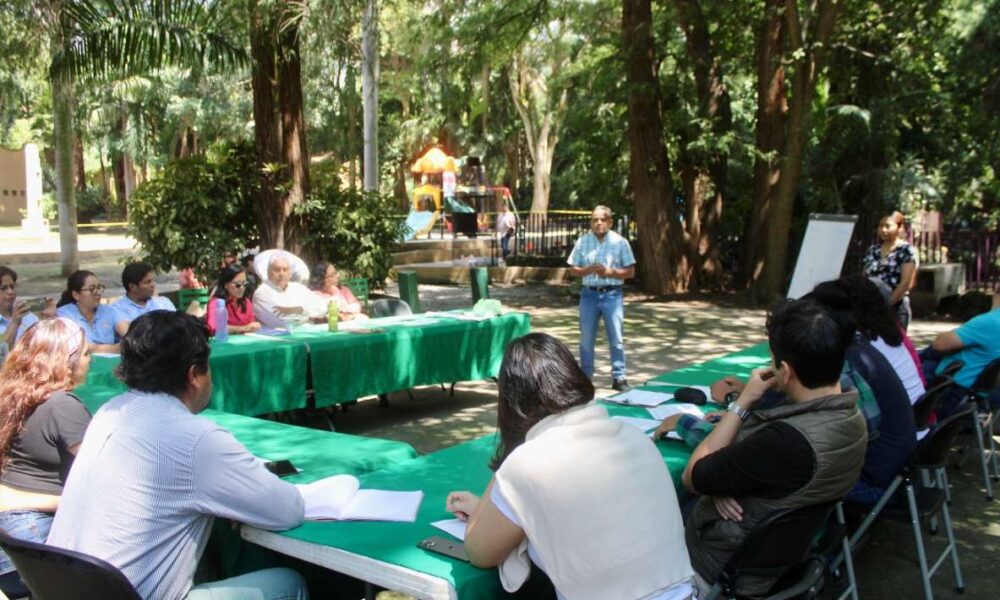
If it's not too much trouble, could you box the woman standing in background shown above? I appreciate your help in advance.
[863,211,918,329]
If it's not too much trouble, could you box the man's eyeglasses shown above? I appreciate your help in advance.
[80,285,106,294]
[591,217,611,223]
[0,284,16,293]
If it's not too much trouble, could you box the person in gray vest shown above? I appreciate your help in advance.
[683,298,867,597]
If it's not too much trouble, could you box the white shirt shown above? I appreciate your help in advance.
[252,279,329,326]
[47,391,304,600]
[870,337,925,405]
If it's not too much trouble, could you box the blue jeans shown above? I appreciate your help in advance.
[579,286,626,380]
[0,509,53,596]
[186,567,308,600]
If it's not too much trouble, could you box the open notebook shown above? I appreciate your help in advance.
[296,475,423,522]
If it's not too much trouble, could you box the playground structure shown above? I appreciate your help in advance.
[403,147,518,241]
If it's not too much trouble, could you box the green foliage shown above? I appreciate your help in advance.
[127,142,259,285]
[294,183,408,288]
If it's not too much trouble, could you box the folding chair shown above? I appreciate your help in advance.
[345,277,370,308]
[705,501,837,600]
[841,403,973,600]
[0,528,140,600]
[913,378,953,432]
[372,298,413,318]
[951,357,1000,501]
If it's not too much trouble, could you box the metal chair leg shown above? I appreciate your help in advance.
[836,503,860,600]
[937,468,965,594]
[905,482,935,600]
[973,410,994,500]
[988,411,1000,481]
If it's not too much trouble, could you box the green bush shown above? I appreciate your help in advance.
[128,142,260,285]
[295,183,407,288]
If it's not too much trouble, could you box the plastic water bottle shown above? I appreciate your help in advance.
[327,300,339,332]
[214,298,229,343]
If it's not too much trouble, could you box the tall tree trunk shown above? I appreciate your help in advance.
[250,3,285,249]
[754,0,842,300]
[361,0,379,192]
[738,0,786,293]
[346,68,358,191]
[73,134,86,191]
[623,0,688,294]
[52,69,78,275]
[509,58,567,214]
[675,0,732,290]
[278,20,310,256]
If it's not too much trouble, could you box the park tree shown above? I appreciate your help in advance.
[21,0,245,275]
[248,0,311,253]
[739,0,843,301]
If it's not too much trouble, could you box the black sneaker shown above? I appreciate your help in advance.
[612,378,631,392]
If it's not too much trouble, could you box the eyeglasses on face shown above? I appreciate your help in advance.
[0,284,16,292]
[80,285,106,294]
[591,217,610,223]
[229,281,247,288]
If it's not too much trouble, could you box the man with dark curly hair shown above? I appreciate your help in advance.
[47,311,308,600]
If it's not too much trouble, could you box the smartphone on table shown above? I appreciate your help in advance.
[417,536,469,562]
[264,459,300,477]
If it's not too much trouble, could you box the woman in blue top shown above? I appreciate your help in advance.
[862,211,918,330]
[56,270,119,354]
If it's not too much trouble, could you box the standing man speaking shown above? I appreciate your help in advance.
[568,206,636,391]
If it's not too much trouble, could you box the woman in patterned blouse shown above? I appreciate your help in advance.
[863,211,918,329]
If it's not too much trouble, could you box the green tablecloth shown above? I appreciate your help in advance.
[251,342,773,598]
[287,312,531,407]
[85,333,309,416]
[72,384,419,479]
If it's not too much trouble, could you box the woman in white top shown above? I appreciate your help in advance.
[446,333,694,600]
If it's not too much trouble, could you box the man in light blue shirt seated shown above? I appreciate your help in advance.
[922,287,1000,416]
[567,205,636,392]
[111,262,177,337]
[47,311,307,600]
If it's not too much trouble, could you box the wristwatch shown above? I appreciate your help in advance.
[727,401,750,421]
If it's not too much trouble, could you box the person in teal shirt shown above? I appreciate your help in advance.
[934,289,1000,387]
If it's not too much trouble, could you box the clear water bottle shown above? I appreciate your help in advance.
[214,298,229,343]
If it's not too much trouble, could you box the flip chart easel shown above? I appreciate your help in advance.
[786,213,858,299]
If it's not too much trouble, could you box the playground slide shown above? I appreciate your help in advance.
[404,210,439,240]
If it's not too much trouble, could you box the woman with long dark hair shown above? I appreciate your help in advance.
[446,333,693,599]
[56,270,119,353]
[863,211,918,329]
[206,264,261,335]
[0,319,91,596]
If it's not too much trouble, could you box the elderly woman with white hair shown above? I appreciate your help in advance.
[252,251,329,328]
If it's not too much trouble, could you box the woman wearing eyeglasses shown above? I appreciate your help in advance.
[206,263,261,335]
[56,270,120,353]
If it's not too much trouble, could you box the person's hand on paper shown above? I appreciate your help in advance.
[446,491,480,522]
[713,496,744,522]
[737,367,778,408]
[652,414,683,440]
[710,376,745,402]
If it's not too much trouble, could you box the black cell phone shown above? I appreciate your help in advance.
[264,459,299,477]
[417,536,469,562]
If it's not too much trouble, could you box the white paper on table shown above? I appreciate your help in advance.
[612,416,662,433]
[604,389,674,407]
[431,518,468,541]
[93,352,119,358]
[647,403,705,421]
[296,474,423,522]
[661,431,683,441]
